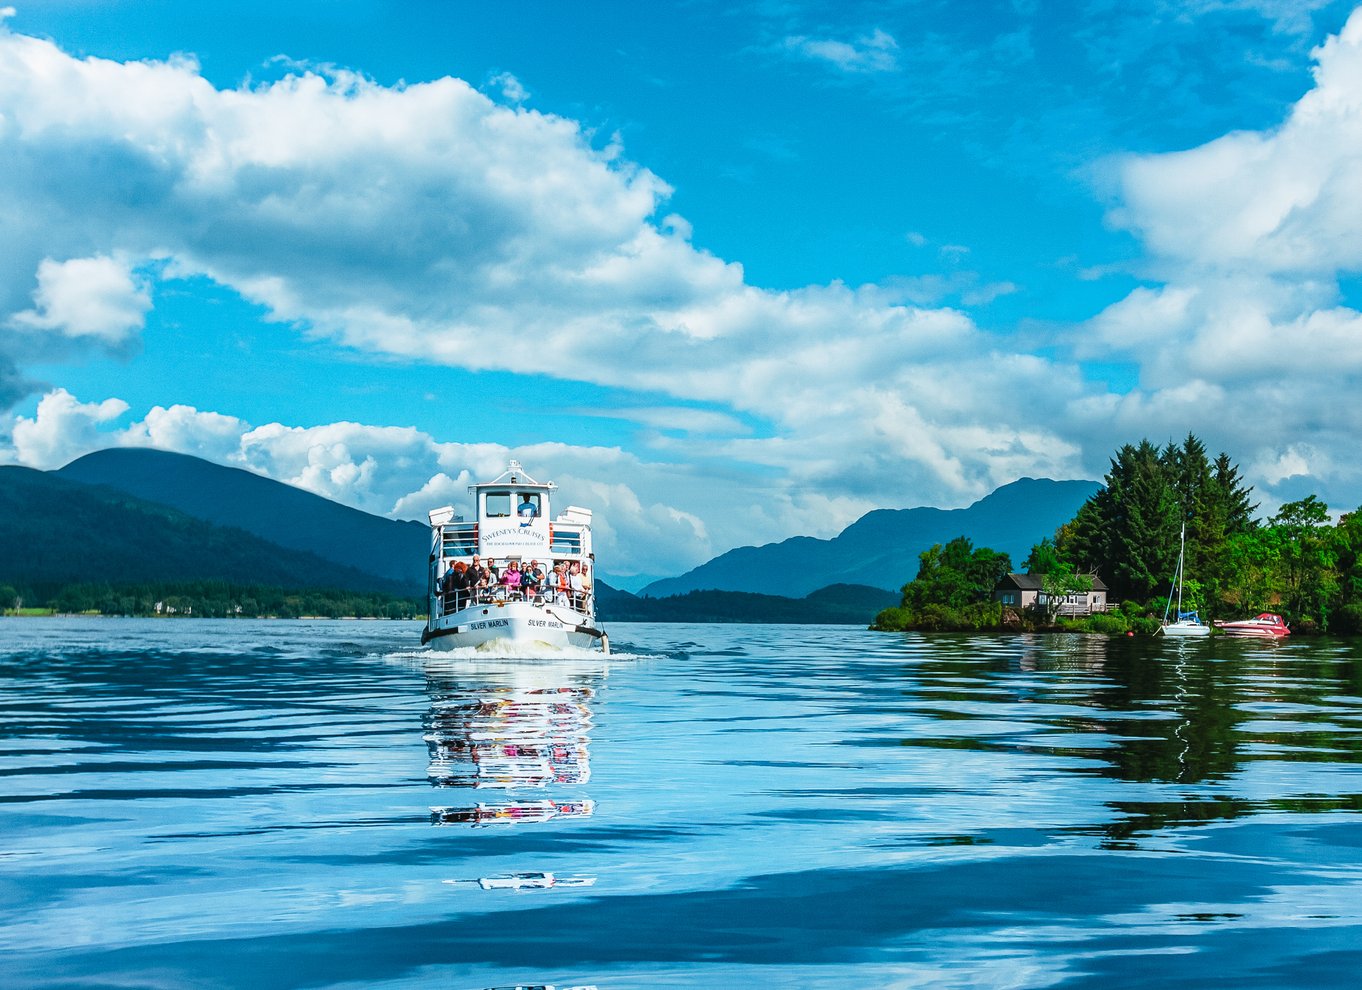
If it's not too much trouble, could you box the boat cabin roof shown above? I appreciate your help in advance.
[469,459,556,494]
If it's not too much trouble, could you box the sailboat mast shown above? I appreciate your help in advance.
[1176,522,1186,614]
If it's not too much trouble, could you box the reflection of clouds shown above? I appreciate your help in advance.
[423,660,603,828]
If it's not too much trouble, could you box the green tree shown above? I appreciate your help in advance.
[903,537,1012,610]
[1105,440,1179,601]
[1270,495,1336,627]
[1329,509,1362,633]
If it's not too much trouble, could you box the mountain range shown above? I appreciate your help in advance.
[0,464,402,592]
[58,448,428,588]
[1,448,1099,621]
[640,477,1100,598]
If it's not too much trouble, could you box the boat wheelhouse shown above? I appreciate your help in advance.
[421,461,608,653]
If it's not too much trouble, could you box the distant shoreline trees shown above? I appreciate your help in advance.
[0,580,422,620]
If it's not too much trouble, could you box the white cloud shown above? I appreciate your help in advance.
[1109,9,1362,277]
[783,28,900,74]
[9,255,151,344]
[6,9,1362,576]
[1252,443,1318,485]
[1073,7,1362,509]
[487,71,529,104]
[3,389,824,577]
[0,24,1100,518]
[7,388,129,469]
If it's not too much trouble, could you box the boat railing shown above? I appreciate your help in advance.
[436,585,593,618]
[441,524,478,557]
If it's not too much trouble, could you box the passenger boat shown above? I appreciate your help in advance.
[421,461,609,653]
[1161,523,1210,637]
[1213,612,1290,639]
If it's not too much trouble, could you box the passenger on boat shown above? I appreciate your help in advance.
[569,561,585,609]
[548,561,570,605]
[523,560,544,596]
[441,560,469,611]
[465,557,488,601]
[579,562,593,607]
[501,560,523,596]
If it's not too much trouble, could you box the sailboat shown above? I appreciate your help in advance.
[1161,522,1211,637]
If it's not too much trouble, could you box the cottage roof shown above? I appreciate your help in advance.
[995,572,1108,592]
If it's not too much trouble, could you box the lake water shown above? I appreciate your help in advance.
[2,618,1361,989]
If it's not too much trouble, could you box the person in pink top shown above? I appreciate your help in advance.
[501,560,523,596]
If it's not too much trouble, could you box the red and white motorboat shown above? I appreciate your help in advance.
[1214,612,1290,639]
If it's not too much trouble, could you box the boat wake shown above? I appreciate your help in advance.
[387,641,649,662]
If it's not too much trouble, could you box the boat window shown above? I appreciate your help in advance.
[485,492,511,518]
[516,493,541,518]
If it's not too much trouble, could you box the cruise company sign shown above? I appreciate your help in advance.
[481,524,548,558]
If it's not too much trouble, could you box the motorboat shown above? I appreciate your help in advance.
[420,461,608,653]
[1213,612,1290,639]
[1160,522,1210,637]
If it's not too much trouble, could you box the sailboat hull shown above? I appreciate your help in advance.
[1161,620,1211,637]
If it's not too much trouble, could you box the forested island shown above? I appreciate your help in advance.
[874,435,1362,636]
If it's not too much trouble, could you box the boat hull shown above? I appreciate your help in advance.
[1162,620,1211,637]
[422,600,607,653]
[1213,613,1290,639]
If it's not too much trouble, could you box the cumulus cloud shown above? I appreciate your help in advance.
[0,21,1098,519]
[7,388,129,469]
[1110,11,1362,277]
[1072,7,1362,506]
[4,388,856,578]
[9,255,151,344]
[6,8,1362,576]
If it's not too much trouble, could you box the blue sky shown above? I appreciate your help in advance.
[3,1,1362,588]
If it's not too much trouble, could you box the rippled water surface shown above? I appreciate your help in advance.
[3,618,1361,988]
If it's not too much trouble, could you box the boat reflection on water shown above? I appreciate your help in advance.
[445,871,598,891]
[422,654,605,828]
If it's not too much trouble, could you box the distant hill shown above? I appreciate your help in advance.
[0,466,405,593]
[58,448,428,592]
[640,477,1100,598]
[597,581,897,625]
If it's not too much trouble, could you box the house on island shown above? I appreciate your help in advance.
[992,573,1109,617]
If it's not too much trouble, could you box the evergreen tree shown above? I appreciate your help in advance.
[1103,440,1179,601]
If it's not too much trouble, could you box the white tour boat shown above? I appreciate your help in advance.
[420,461,609,654]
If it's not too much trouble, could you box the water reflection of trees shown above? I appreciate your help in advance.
[894,634,1362,839]
[422,659,603,828]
